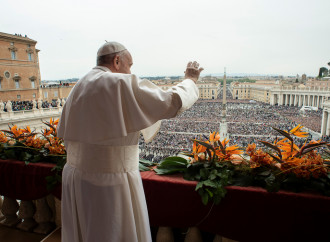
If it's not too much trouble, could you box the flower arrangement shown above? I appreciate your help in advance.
[155,125,330,205]
[0,119,66,189]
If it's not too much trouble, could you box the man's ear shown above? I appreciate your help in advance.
[113,55,120,71]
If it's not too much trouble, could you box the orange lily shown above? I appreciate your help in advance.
[192,140,207,161]
[209,132,220,145]
[0,131,8,143]
[289,124,308,138]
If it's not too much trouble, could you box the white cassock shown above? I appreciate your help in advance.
[57,66,199,242]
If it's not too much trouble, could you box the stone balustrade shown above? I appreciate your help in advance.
[0,195,233,242]
[0,106,62,132]
[0,195,60,234]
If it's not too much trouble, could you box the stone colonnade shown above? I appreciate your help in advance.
[270,87,330,108]
[321,101,330,136]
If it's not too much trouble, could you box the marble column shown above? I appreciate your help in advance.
[321,111,328,136]
[327,113,330,136]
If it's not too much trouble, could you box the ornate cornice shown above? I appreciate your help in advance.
[29,76,37,81]
[26,48,34,54]
[13,75,21,81]
[8,46,18,52]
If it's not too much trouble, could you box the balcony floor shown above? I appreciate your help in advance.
[0,224,61,242]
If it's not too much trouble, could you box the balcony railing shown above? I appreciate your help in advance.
[0,159,234,242]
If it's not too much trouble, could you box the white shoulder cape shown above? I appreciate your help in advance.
[57,66,199,144]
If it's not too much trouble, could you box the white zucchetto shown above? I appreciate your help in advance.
[97,42,127,57]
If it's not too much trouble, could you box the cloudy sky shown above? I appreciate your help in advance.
[2,0,330,80]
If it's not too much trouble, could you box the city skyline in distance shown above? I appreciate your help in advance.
[2,0,330,80]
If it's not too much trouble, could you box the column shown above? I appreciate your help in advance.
[316,95,320,108]
[286,94,289,106]
[307,95,310,106]
[270,94,275,106]
[296,95,299,106]
[327,112,330,136]
[279,94,283,106]
[321,110,328,135]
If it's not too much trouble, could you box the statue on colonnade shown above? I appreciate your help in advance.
[56,98,61,107]
[37,98,43,109]
[0,100,4,113]
[32,99,37,110]
[318,62,330,78]
[5,100,12,112]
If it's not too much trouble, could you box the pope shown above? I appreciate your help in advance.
[57,41,203,242]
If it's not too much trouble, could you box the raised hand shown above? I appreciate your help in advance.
[184,61,204,83]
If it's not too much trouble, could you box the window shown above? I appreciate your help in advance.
[31,80,35,88]
[32,93,36,98]
[11,51,16,60]
[28,53,32,61]
[4,71,10,79]
[17,95,21,99]
[54,91,58,97]
[15,80,20,88]
[44,92,48,98]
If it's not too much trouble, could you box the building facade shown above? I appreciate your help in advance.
[231,80,330,109]
[40,84,75,102]
[0,32,41,101]
[155,77,220,100]
[230,81,277,103]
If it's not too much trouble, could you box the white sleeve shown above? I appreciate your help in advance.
[141,78,199,143]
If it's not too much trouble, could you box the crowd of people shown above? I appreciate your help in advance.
[139,90,326,162]
[0,100,62,112]
[1,91,326,162]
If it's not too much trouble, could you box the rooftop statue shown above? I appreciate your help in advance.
[318,62,330,78]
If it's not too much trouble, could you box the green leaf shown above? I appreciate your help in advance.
[4,149,16,159]
[209,174,217,180]
[203,179,217,188]
[258,170,271,176]
[139,158,154,167]
[154,167,186,175]
[158,158,188,168]
[195,181,204,190]
[265,174,280,192]
[160,156,189,164]
[201,191,209,205]
[139,163,150,172]
[200,168,209,179]
[205,188,214,198]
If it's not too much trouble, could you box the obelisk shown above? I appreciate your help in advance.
[219,67,228,141]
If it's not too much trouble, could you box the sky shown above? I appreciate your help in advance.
[2,0,330,80]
